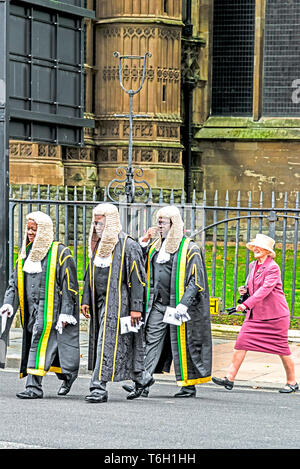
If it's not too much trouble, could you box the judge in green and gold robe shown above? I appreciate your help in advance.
[124,205,212,398]
[0,211,80,399]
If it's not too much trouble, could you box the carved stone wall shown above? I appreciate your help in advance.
[9,140,64,185]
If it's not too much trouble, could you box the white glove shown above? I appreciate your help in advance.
[176,303,191,323]
[139,236,150,248]
[55,314,77,334]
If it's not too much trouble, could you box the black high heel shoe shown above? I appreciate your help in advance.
[212,376,234,390]
[279,383,298,393]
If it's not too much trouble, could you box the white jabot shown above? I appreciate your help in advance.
[156,240,170,264]
[23,258,42,274]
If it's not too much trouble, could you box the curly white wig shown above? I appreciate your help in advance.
[88,203,122,258]
[155,205,184,254]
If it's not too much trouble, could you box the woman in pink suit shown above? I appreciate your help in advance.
[212,234,298,393]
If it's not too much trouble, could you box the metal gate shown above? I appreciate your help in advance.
[191,191,300,316]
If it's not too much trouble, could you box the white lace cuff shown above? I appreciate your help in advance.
[176,303,188,314]
[55,314,77,334]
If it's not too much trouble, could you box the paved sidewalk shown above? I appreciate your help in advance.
[4,325,300,391]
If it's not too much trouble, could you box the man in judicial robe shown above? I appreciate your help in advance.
[124,205,212,398]
[81,203,153,403]
[0,211,80,399]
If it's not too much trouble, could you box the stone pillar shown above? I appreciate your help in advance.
[94,0,184,191]
[181,0,208,197]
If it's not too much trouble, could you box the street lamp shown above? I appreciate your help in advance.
[107,51,152,204]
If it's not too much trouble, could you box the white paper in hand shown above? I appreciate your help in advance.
[163,306,182,326]
[120,316,144,334]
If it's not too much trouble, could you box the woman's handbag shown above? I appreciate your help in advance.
[226,263,254,315]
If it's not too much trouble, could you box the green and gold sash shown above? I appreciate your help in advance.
[175,237,211,386]
[18,242,60,376]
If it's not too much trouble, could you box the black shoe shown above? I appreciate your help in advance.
[57,379,73,396]
[85,392,108,403]
[279,383,299,393]
[16,390,43,399]
[127,377,155,400]
[122,383,149,397]
[174,387,196,398]
[122,383,135,393]
[141,387,149,398]
[212,376,234,390]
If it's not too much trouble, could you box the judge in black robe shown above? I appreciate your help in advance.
[81,203,153,403]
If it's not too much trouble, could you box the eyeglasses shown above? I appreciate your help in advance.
[93,221,105,227]
[157,220,171,226]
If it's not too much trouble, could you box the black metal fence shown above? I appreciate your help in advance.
[9,185,300,316]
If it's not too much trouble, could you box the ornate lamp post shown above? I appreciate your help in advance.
[107,51,152,204]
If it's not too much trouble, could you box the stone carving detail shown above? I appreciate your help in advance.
[38,144,58,158]
[48,145,57,157]
[122,149,135,163]
[103,65,154,82]
[157,67,180,82]
[97,149,117,162]
[123,27,156,39]
[123,122,153,138]
[158,149,181,164]
[158,28,181,40]
[102,27,121,38]
[65,147,95,161]
[157,125,179,139]
[103,66,119,81]
[10,143,19,157]
[141,150,152,162]
[97,121,120,138]
[181,39,206,87]
[20,144,33,157]
[121,148,153,163]
[9,141,59,159]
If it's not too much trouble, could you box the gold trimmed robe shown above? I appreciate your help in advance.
[0,242,80,380]
[145,237,212,386]
[81,232,147,382]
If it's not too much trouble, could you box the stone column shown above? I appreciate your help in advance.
[94,0,184,191]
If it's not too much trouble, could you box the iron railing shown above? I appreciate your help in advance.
[8,186,300,316]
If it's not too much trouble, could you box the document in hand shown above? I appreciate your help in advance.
[120,316,144,334]
[163,306,182,326]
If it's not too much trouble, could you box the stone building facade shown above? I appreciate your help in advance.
[193,0,300,203]
[9,0,300,201]
[10,0,186,192]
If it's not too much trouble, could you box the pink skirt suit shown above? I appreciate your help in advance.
[234,256,291,356]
